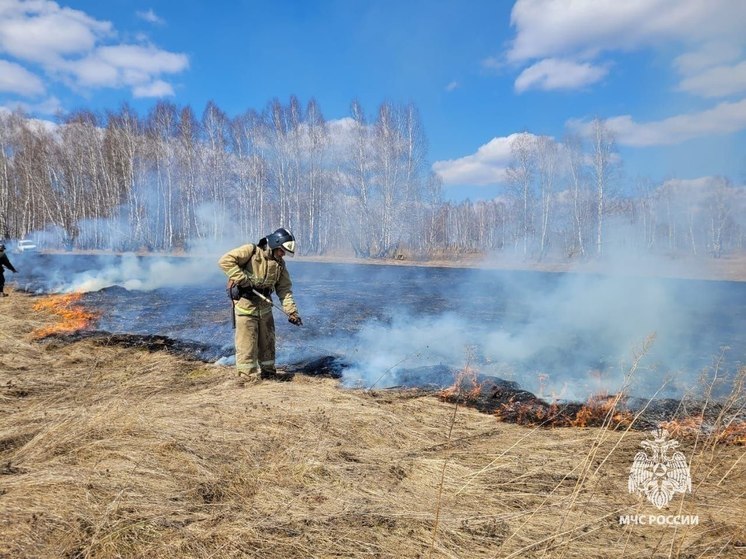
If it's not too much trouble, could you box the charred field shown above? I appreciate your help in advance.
[2,276,746,557]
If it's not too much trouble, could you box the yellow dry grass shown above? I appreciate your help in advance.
[0,289,744,558]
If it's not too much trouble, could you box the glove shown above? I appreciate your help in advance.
[227,279,241,301]
[288,313,303,326]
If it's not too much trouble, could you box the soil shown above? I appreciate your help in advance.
[1,290,744,558]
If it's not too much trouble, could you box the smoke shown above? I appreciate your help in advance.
[308,246,742,401]
[13,208,744,403]
[60,253,224,293]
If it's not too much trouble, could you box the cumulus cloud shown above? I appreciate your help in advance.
[568,98,746,146]
[508,0,745,63]
[133,79,174,98]
[507,0,746,97]
[136,9,165,25]
[432,134,532,186]
[0,59,44,95]
[65,44,188,90]
[514,58,608,92]
[677,61,746,98]
[0,0,187,101]
[1,95,62,116]
[0,0,111,65]
[481,56,503,72]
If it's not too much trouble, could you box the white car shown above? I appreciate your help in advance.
[15,239,38,253]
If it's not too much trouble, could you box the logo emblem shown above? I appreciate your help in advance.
[628,428,692,509]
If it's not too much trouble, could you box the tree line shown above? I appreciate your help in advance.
[0,98,743,260]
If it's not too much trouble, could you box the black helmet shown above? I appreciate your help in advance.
[266,228,296,255]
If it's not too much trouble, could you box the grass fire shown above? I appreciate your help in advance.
[1,288,744,558]
[30,293,99,339]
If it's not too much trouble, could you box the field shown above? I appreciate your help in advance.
[1,290,744,558]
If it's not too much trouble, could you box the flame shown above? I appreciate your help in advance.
[570,393,633,428]
[494,392,632,428]
[31,293,98,338]
[660,418,746,446]
[536,373,549,398]
[494,400,564,426]
[439,365,482,401]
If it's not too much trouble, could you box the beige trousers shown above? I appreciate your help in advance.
[234,311,276,377]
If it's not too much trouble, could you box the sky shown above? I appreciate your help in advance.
[1,0,745,200]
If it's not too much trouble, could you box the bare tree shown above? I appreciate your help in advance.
[506,133,536,257]
[590,117,617,256]
[562,133,589,258]
[535,135,558,259]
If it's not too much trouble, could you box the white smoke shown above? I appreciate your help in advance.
[60,253,224,293]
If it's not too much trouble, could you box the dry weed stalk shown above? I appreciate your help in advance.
[428,348,481,558]
[514,335,655,559]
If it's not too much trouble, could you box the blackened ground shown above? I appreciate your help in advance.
[43,329,741,432]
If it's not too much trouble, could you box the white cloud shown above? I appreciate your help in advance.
[432,134,532,186]
[568,98,746,146]
[0,0,111,65]
[0,59,44,95]
[507,0,746,97]
[514,58,608,92]
[133,80,174,98]
[677,61,746,98]
[673,42,742,75]
[136,9,165,25]
[481,56,503,72]
[65,45,188,90]
[508,0,745,63]
[1,95,63,116]
[445,81,460,92]
[0,0,187,101]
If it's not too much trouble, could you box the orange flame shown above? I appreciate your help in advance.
[494,392,632,428]
[439,365,482,401]
[31,293,98,338]
[660,418,746,446]
[570,393,633,428]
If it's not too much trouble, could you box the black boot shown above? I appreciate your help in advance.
[261,369,294,382]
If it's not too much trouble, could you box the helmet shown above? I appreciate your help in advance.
[0,243,4,251]
[266,228,296,255]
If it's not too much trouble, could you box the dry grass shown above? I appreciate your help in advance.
[1,290,744,558]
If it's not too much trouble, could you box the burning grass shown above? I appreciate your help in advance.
[1,292,744,558]
[492,392,634,429]
[30,293,98,338]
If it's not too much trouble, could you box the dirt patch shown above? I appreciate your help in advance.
[1,291,744,558]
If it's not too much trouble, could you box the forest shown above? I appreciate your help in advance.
[0,97,743,260]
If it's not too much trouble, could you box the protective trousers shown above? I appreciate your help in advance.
[234,311,276,378]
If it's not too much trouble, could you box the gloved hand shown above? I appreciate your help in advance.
[288,313,303,326]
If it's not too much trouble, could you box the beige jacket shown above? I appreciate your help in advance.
[218,244,298,317]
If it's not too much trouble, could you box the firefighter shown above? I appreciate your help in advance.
[218,228,302,384]
[0,243,18,297]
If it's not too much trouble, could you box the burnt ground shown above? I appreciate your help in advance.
[1,290,745,559]
[36,334,746,433]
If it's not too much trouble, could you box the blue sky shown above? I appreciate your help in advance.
[1,0,745,200]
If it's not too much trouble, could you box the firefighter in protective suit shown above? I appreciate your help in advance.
[0,243,18,297]
[218,228,302,383]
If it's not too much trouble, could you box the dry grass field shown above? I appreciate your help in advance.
[1,290,744,558]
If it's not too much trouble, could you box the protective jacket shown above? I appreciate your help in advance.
[0,250,17,274]
[218,244,298,318]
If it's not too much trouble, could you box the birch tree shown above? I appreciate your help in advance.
[590,117,617,256]
[506,133,536,257]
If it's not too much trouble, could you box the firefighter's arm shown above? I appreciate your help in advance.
[217,244,256,287]
[275,266,299,317]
